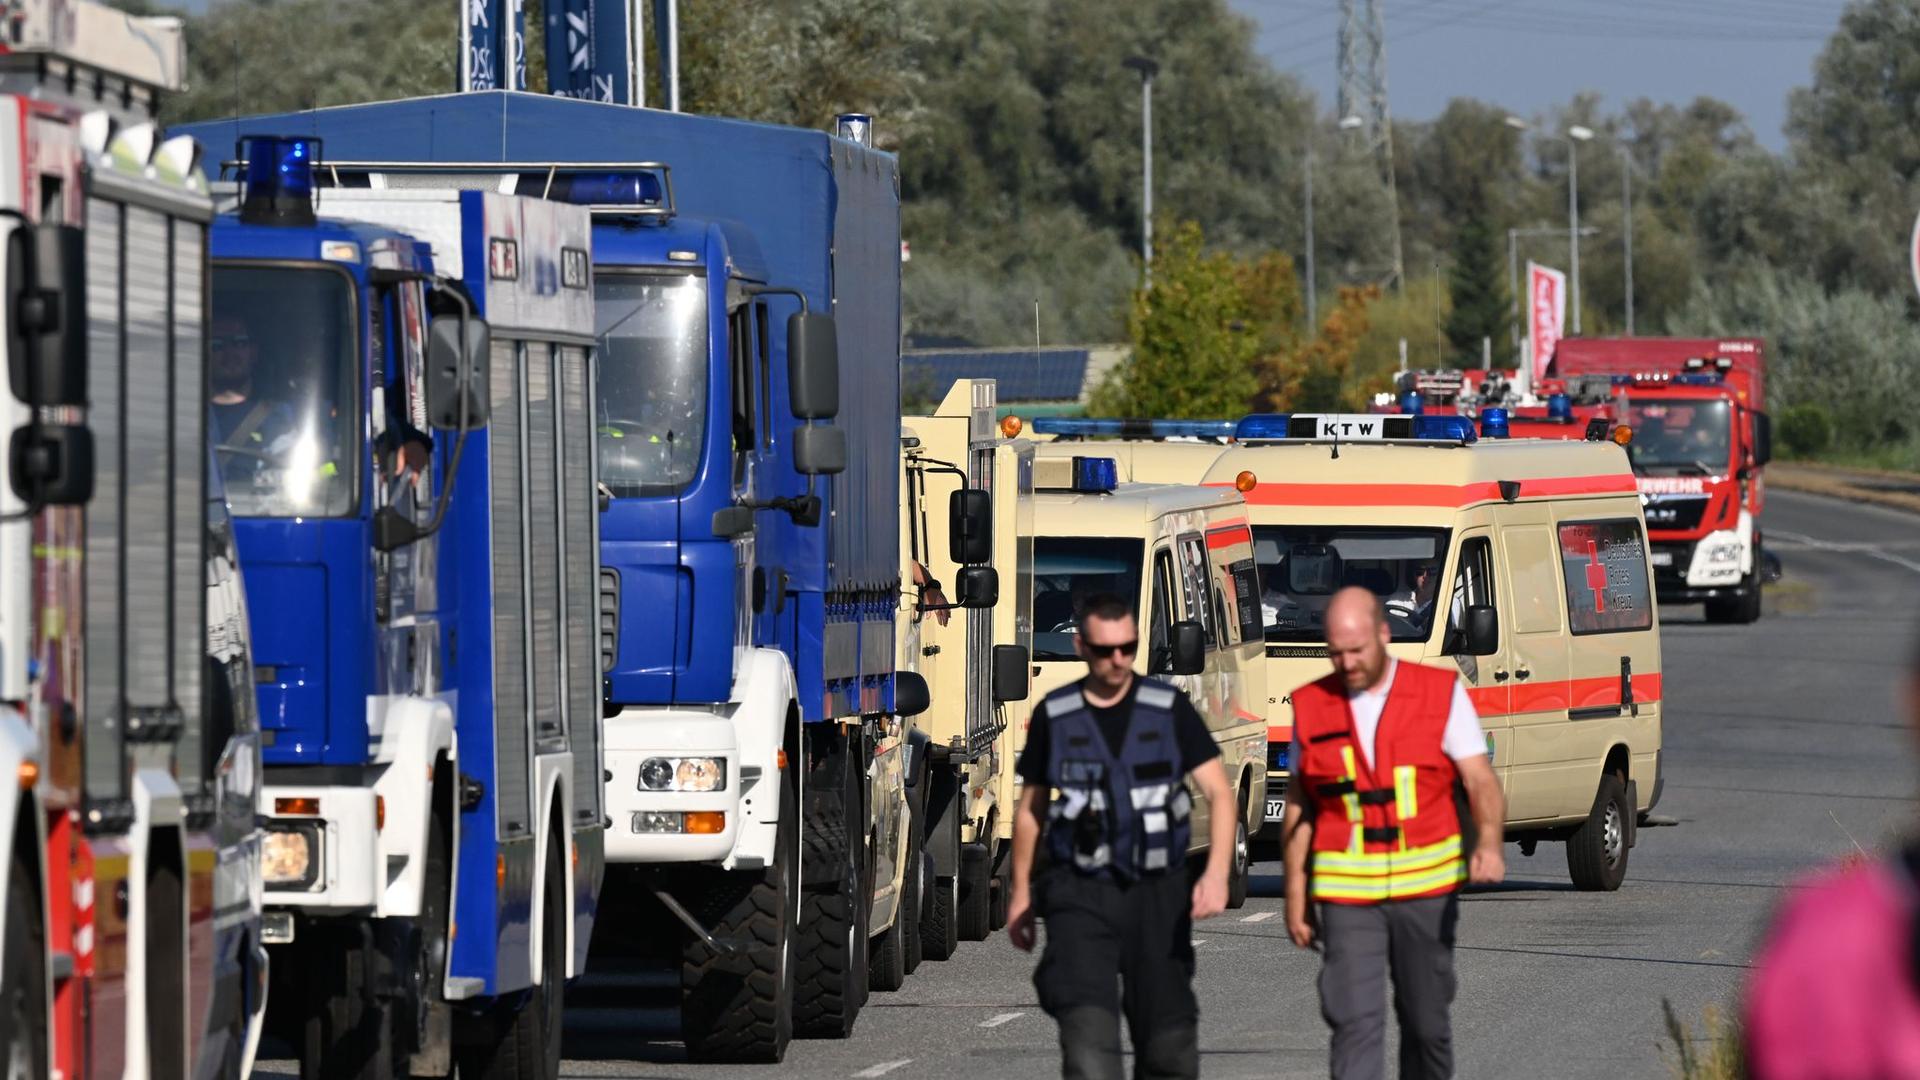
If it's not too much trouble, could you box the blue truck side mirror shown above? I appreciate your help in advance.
[8,224,86,407]
[426,313,490,430]
[787,312,838,420]
[792,425,844,475]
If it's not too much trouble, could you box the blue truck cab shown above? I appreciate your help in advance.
[178,93,920,1063]
[203,136,604,1080]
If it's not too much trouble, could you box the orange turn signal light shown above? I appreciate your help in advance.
[685,811,726,835]
[496,854,508,888]
[775,748,788,771]
[1000,415,1024,438]
[375,796,386,832]
[1611,425,1633,447]
[275,797,321,816]
[17,760,38,789]
[1235,470,1258,493]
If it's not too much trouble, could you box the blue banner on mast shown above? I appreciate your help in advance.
[546,0,632,102]
[463,0,505,90]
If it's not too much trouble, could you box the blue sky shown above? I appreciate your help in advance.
[1228,0,1855,149]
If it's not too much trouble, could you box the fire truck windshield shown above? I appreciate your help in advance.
[1252,526,1452,644]
[1626,397,1731,474]
[595,271,709,496]
[210,265,357,518]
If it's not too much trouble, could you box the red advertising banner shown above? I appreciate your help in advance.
[1528,262,1566,381]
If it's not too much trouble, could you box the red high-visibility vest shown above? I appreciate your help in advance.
[1293,660,1465,904]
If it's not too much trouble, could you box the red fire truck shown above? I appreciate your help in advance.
[0,5,265,1080]
[1548,338,1772,624]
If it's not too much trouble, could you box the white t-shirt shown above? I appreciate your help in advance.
[1289,659,1488,774]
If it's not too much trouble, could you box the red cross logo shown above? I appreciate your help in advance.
[1584,540,1607,614]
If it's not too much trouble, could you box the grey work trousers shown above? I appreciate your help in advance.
[1032,868,1198,1080]
[1317,893,1460,1080]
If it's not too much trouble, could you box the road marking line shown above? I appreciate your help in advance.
[1241,911,1277,923]
[853,1061,915,1078]
[1771,529,1920,576]
[1191,938,1207,947]
[979,1012,1026,1028]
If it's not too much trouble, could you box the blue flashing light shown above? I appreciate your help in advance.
[1547,393,1572,420]
[1071,456,1120,493]
[1234,413,1294,440]
[1270,742,1290,771]
[1480,407,1511,439]
[1398,390,1424,415]
[1032,417,1236,439]
[238,134,319,226]
[1411,415,1478,443]
[533,171,665,207]
[1673,373,1723,386]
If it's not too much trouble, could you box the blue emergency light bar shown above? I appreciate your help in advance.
[237,134,319,227]
[1547,393,1573,420]
[1234,413,1478,444]
[517,169,666,209]
[1072,456,1120,493]
[1398,390,1424,415]
[1612,372,1723,387]
[1032,417,1237,439]
[1480,408,1511,439]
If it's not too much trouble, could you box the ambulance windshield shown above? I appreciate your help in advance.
[210,265,357,518]
[1252,526,1451,644]
[1625,398,1730,474]
[1033,537,1144,660]
[595,271,709,496]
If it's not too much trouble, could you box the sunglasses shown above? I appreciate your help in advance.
[1083,640,1139,659]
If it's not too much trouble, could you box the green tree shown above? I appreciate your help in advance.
[1443,215,1505,366]
[1089,220,1259,417]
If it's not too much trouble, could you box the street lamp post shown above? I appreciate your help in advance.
[1123,56,1159,284]
[1507,117,1594,334]
[1621,146,1635,336]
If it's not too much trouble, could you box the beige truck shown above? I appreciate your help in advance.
[900,381,1036,956]
[1210,412,1664,890]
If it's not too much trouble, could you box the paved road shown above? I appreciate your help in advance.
[259,489,1918,1079]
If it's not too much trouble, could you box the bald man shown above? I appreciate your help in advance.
[1282,587,1505,1080]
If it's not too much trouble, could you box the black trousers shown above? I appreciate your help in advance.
[1032,868,1199,1080]
[1317,894,1460,1080]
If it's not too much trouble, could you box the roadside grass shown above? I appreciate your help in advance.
[1661,999,1744,1080]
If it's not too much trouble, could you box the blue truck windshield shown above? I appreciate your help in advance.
[210,265,357,518]
[595,272,709,496]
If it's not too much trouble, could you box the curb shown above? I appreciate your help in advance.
[1767,462,1920,517]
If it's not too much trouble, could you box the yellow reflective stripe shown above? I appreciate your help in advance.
[1395,765,1418,823]
[1312,859,1466,901]
[1339,747,1363,824]
[1311,835,1463,877]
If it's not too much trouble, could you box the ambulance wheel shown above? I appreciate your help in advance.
[795,747,868,1038]
[869,832,909,992]
[903,850,930,975]
[679,772,797,1062]
[453,838,565,1080]
[3,844,49,1080]
[957,843,993,942]
[1706,572,1762,624]
[1226,812,1251,910]
[1566,774,1631,892]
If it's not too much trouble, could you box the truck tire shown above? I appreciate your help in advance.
[1706,570,1762,624]
[905,850,932,974]
[957,843,992,942]
[407,800,453,1077]
[794,746,868,1038]
[3,844,48,1080]
[453,839,565,1080]
[1226,810,1251,910]
[1566,774,1631,892]
[680,773,797,1062]
[919,788,960,961]
[301,924,396,1080]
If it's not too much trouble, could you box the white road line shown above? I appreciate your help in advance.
[1191,938,1207,947]
[1241,910,1277,923]
[979,1011,1026,1028]
[853,1061,915,1078]
[1770,529,1920,576]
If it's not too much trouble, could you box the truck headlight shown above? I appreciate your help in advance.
[638,756,727,792]
[263,824,320,889]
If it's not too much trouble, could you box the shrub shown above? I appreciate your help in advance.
[1776,403,1833,458]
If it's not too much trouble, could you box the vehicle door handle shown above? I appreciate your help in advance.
[1493,669,1509,682]
[1515,666,1532,681]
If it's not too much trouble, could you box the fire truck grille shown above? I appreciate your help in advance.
[1642,494,1710,531]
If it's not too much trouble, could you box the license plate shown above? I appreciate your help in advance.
[1264,798,1286,822]
[1650,551,1673,567]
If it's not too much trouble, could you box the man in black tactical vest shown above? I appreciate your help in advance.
[1008,594,1237,1080]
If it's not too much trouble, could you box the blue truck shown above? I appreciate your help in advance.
[179,93,941,1062]
[194,135,604,1080]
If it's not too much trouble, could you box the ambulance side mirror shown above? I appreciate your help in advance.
[894,670,931,718]
[8,224,86,408]
[955,565,998,609]
[1462,605,1499,656]
[992,644,1031,702]
[1170,620,1206,676]
[949,488,992,565]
